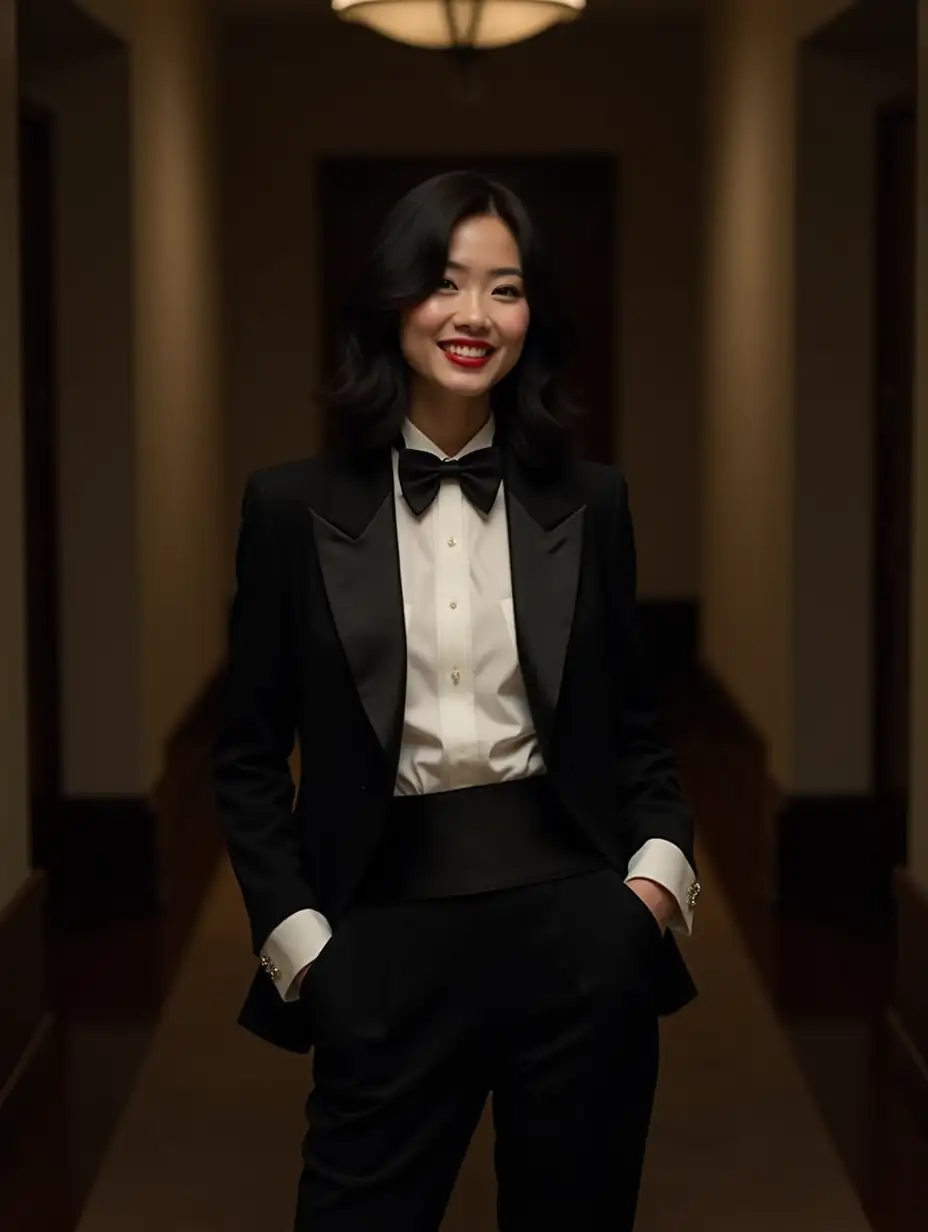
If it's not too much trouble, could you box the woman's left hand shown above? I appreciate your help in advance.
[625,877,676,936]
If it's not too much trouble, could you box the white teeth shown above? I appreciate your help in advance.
[444,344,492,358]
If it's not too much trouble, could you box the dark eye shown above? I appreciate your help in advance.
[437,277,457,292]
[495,284,523,299]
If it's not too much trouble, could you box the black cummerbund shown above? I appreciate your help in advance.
[354,775,606,906]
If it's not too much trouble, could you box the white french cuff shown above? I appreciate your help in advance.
[261,908,333,1002]
[625,838,699,935]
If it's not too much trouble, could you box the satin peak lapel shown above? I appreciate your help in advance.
[310,451,406,760]
[503,454,585,752]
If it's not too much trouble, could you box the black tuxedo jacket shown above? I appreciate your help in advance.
[212,443,698,1053]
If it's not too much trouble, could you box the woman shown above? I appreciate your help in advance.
[213,170,700,1231]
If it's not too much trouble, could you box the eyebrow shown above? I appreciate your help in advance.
[447,260,524,278]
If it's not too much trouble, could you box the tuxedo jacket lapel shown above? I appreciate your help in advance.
[310,449,407,768]
[503,452,586,755]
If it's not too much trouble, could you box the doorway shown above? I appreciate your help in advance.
[19,103,61,873]
[872,98,915,872]
[318,155,619,463]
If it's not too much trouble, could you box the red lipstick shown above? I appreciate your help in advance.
[438,339,497,370]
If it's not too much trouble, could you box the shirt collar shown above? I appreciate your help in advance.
[400,414,495,460]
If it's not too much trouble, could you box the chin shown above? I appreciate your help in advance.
[433,363,499,396]
[448,380,494,399]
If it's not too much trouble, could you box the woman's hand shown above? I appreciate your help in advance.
[625,877,675,935]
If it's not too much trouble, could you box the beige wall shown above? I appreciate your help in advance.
[705,0,920,803]
[0,0,29,913]
[22,50,143,797]
[703,0,797,784]
[792,48,908,794]
[129,0,225,786]
[220,17,705,601]
[78,0,225,789]
[910,0,928,888]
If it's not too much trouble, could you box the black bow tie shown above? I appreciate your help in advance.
[397,445,502,517]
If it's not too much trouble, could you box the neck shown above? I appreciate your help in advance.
[407,381,491,457]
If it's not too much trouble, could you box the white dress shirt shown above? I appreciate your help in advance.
[263,418,697,1001]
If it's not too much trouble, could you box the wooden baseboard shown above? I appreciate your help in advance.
[0,872,54,1151]
[776,794,901,918]
[883,1008,928,1125]
[876,995,928,1229]
[637,599,699,690]
[45,669,225,929]
[894,867,928,1081]
[0,671,228,1216]
[687,665,896,921]
[678,666,778,913]
[48,796,158,922]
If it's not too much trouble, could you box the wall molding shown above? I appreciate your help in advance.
[0,670,227,1216]
[776,794,903,918]
[678,666,779,913]
[892,866,928,1090]
[45,669,226,934]
[0,871,54,1153]
[48,796,158,922]
[637,598,699,690]
[689,664,899,921]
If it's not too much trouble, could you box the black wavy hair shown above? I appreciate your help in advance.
[321,169,581,472]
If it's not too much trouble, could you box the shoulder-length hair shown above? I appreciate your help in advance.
[321,169,581,472]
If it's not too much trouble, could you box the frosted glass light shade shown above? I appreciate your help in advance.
[330,0,585,50]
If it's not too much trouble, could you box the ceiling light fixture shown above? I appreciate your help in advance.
[331,0,585,52]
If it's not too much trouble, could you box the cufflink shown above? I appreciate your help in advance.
[260,953,281,982]
[686,880,701,911]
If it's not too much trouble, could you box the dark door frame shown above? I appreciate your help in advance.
[871,93,915,875]
[19,101,61,871]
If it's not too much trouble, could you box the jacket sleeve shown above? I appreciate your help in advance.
[212,474,320,955]
[604,471,698,917]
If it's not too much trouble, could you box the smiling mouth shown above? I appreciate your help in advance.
[438,342,495,357]
[438,341,497,368]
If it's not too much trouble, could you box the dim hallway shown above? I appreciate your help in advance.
[65,839,870,1232]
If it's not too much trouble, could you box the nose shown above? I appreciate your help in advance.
[453,287,491,333]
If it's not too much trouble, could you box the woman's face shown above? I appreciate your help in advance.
[400,213,530,401]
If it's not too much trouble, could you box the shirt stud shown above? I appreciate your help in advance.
[451,668,461,685]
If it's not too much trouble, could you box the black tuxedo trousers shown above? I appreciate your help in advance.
[294,865,662,1232]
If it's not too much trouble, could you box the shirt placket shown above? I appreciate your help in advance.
[434,478,478,789]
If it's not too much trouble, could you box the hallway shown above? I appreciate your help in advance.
[4,2,928,1230]
[67,836,870,1232]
